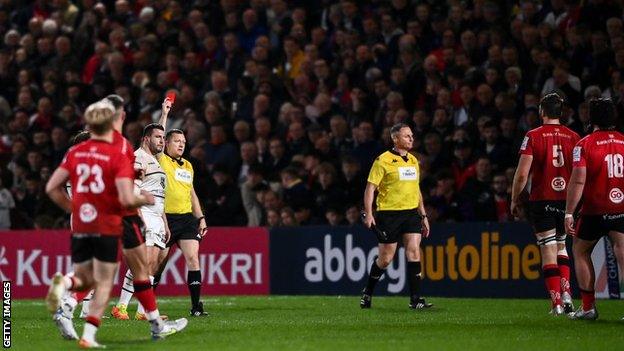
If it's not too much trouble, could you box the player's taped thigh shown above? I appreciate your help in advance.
[536,230,557,247]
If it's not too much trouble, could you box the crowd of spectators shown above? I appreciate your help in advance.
[0,0,623,229]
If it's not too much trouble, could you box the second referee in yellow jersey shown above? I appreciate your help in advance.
[360,123,432,310]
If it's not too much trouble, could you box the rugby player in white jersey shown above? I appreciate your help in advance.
[111,97,173,320]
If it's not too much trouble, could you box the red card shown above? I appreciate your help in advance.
[166,91,176,104]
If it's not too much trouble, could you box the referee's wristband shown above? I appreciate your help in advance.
[197,216,205,222]
[564,213,573,219]
[420,214,428,218]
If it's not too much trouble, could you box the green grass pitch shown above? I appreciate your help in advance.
[11,296,624,350]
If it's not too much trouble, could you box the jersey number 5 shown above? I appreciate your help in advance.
[552,145,564,167]
[605,154,624,178]
[76,164,105,194]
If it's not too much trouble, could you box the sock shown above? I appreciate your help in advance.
[148,313,164,333]
[83,316,100,343]
[153,271,162,291]
[118,270,134,306]
[73,290,89,303]
[557,254,571,295]
[81,290,94,315]
[187,270,202,308]
[543,264,562,307]
[580,288,596,311]
[61,293,77,317]
[364,257,385,295]
[137,275,154,314]
[133,280,158,314]
[407,261,422,302]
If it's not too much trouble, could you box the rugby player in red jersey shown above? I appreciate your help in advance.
[511,92,580,315]
[565,98,624,320]
[45,101,187,348]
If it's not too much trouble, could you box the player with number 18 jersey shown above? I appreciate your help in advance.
[572,130,624,238]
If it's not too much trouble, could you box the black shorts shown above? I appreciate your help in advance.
[166,213,200,247]
[122,215,146,249]
[576,214,624,241]
[71,234,120,264]
[528,200,565,234]
[374,209,422,244]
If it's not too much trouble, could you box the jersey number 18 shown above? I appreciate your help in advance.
[605,154,624,178]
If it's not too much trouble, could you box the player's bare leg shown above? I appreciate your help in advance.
[570,237,599,320]
[404,233,432,309]
[360,243,397,308]
[556,236,574,313]
[536,229,563,314]
[121,243,173,326]
[79,259,117,348]
[152,247,170,288]
[179,239,206,316]
[607,232,624,290]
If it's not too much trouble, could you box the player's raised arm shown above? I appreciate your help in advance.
[158,92,175,131]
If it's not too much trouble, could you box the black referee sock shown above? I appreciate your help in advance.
[364,257,385,295]
[408,261,422,302]
[187,270,202,308]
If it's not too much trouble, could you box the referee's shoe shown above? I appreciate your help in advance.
[409,297,433,310]
[190,301,208,317]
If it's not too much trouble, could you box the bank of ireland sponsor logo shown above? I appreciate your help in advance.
[609,188,624,204]
[79,203,98,223]
[551,177,566,191]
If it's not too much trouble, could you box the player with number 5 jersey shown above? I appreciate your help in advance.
[511,92,580,315]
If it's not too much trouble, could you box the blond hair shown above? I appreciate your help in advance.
[84,101,115,135]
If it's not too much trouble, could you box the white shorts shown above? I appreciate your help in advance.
[142,211,166,249]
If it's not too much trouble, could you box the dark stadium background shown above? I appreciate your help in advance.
[0,0,622,299]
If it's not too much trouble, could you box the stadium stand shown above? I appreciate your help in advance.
[0,0,622,228]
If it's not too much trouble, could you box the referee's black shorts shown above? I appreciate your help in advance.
[166,213,200,247]
[374,209,423,244]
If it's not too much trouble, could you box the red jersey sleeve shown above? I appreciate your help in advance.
[572,140,586,168]
[519,132,533,156]
[113,151,135,179]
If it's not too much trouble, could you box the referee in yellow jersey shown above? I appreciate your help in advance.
[159,129,208,316]
[360,123,432,310]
